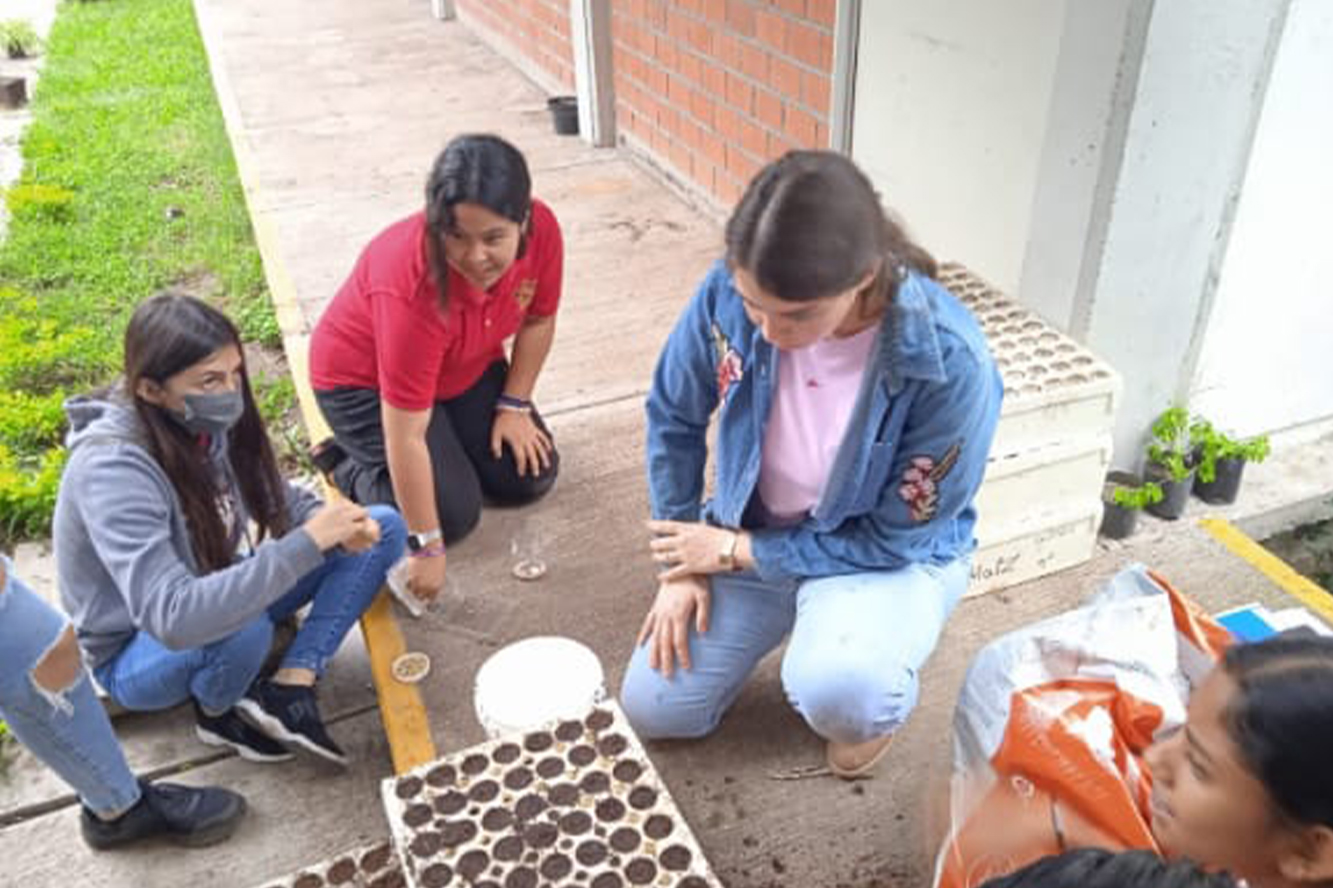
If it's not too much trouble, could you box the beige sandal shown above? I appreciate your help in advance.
[826,734,895,780]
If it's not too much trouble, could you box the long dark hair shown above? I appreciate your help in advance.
[1222,634,1333,829]
[724,150,936,309]
[979,849,1237,888]
[124,293,289,572]
[424,133,532,310]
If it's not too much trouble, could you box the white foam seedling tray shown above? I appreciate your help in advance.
[250,838,405,888]
[381,701,721,888]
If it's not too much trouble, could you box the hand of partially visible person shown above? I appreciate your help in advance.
[647,520,742,580]
[303,499,372,552]
[406,550,447,603]
[491,410,552,478]
[635,575,710,677]
[341,516,381,553]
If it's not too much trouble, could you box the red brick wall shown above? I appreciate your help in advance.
[456,0,576,92]
[612,0,836,206]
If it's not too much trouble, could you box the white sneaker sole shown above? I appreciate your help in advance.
[195,724,293,764]
[234,697,349,766]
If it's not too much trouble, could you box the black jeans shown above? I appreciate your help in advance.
[314,360,559,543]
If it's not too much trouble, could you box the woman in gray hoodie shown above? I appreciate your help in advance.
[54,293,405,766]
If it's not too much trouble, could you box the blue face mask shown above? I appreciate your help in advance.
[170,390,245,437]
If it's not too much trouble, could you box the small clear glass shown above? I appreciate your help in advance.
[510,523,548,581]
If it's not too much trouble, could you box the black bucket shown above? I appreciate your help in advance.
[547,96,579,136]
[1100,470,1143,540]
[1144,460,1194,520]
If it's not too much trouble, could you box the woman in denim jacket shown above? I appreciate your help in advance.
[621,151,1004,778]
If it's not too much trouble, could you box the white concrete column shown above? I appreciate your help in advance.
[570,0,615,147]
[1067,0,1290,466]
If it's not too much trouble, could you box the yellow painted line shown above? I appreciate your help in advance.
[193,0,436,772]
[1200,517,1333,626]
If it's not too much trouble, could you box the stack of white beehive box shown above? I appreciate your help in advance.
[937,264,1121,597]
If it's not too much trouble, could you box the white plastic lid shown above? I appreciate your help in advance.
[473,636,606,739]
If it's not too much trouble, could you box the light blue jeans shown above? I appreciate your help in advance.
[0,558,141,817]
[620,558,969,743]
[95,505,405,715]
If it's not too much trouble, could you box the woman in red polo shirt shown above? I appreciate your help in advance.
[309,134,562,603]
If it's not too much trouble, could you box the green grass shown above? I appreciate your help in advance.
[0,0,292,542]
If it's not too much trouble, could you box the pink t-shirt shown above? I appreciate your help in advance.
[758,325,879,524]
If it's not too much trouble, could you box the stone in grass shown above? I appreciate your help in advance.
[0,76,27,110]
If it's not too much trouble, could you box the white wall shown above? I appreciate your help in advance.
[1189,0,1333,438]
[849,0,1065,293]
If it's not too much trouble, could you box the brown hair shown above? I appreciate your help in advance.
[423,133,532,311]
[724,150,936,309]
[123,292,289,572]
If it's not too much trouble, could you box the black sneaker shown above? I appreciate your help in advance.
[81,779,246,850]
[236,680,348,766]
[195,704,294,763]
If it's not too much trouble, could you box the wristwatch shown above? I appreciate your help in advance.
[718,530,741,571]
[407,528,443,553]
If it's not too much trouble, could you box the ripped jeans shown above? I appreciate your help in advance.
[0,557,140,817]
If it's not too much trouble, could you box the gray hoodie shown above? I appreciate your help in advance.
[54,395,325,669]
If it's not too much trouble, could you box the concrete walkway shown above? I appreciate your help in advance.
[0,1,1324,886]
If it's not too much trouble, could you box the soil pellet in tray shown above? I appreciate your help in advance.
[585,710,614,732]
[425,765,457,788]
[523,821,558,849]
[627,786,658,810]
[595,798,626,822]
[440,820,479,847]
[420,863,453,888]
[540,854,574,881]
[536,756,565,779]
[576,839,608,866]
[396,776,424,799]
[410,831,442,857]
[362,844,393,871]
[515,794,548,821]
[559,810,593,835]
[503,767,533,791]
[660,845,693,871]
[491,743,522,765]
[580,771,611,795]
[596,734,628,757]
[555,720,584,742]
[568,744,597,767]
[481,808,514,832]
[591,872,623,888]
[328,859,357,884]
[493,835,525,862]
[370,874,406,888]
[625,858,657,885]
[611,761,643,783]
[434,791,467,815]
[294,874,323,888]
[678,877,709,888]
[548,783,580,806]
[457,849,490,881]
[461,753,489,775]
[503,866,537,888]
[404,804,433,827]
[609,827,641,853]
[469,780,500,802]
[643,815,673,840]
[523,731,554,752]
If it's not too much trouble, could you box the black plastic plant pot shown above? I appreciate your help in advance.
[547,96,579,135]
[1144,461,1194,520]
[1100,470,1142,540]
[1194,456,1246,505]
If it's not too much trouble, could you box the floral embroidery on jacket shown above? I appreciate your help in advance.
[711,322,743,401]
[898,442,962,522]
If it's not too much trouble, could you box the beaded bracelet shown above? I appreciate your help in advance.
[408,542,447,559]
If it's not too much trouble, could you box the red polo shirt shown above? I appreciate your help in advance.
[310,200,562,410]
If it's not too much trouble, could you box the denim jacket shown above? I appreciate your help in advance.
[646,260,1003,582]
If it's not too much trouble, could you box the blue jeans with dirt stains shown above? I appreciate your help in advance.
[95,505,405,715]
[0,557,141,817]
[620,558,969,742]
